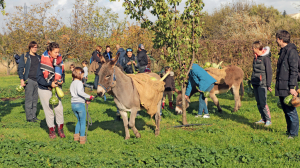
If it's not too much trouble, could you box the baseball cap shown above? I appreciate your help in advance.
[138,44,145,49]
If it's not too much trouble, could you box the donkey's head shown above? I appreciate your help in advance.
[97,53,120,97]
[175,89,190,115]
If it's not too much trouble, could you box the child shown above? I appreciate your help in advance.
[251,41,272,126]
[162,66,175,109]
[82,61,93,91]
[70,64,75,81]
[70,67,94,144]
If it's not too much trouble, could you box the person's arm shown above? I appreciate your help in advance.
[36,66,52,87]
[264,56,272,88]
[84,67,88,77]
[76,82,91,99]
[185,77,192,96]
[288,49,298,90]
[18,54,25,81]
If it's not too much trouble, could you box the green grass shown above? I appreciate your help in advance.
[1,74,300,167]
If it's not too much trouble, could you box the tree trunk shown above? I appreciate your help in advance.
[181,83,188,125]
[7,64,10,75]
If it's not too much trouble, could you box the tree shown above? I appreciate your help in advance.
[0,0,5,15]
[283,10,287,17]
[112,0,204,124]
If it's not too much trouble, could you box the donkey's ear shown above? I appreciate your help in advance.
[110,53,120,66]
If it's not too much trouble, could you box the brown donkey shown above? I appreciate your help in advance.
[97,54,161,140]
[175,65,244,114]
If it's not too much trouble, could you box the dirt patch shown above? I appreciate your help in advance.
[1,96,25,101]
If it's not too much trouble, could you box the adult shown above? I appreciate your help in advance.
[17,41,41,122]
[275,30,299,139]
[185,64,216,118]
[92,46,102,89]
[116,44,126,67]
[103,45,113,61]
[122,48,138,74]
[91,46,102,64]
[137,44,148,73]
[251,41,272,126]
[36,42,66,139]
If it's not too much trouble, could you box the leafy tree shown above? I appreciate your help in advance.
[0,0,5,15]
[111,0,204,124]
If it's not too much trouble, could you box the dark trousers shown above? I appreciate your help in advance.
[253,85,271,122]
[139,66,146,73]
[82,77,92,90]
[94,74,99,89]
[279,96,299,137]
[25,78,39,120]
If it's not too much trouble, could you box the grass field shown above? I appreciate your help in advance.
[1,74,300,167]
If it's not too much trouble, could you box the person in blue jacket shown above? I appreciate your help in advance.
[185,64,216,118]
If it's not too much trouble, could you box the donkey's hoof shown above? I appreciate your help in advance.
[135,133,141,138]
[125,136,130,140]
[155,129,160,136]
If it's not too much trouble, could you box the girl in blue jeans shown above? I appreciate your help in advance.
[185,64,216,118]
[70,67,94,144]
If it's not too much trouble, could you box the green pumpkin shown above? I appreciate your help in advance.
[16,85,24,93]
[284,95,293,106]
[49,89,59,106]
[211,63,218,68]
[203,91,210,98]
[277,99,282,109]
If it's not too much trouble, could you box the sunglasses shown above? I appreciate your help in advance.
[126,48,133,52]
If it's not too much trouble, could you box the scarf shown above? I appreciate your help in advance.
[40,50,64,83]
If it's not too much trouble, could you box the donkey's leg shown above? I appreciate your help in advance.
[155,100,161,136]
[232,84,241,112]
[120,110,130,140]
[129,108,141,138]
[210,92,222,113]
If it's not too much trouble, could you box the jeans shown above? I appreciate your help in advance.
[253,85,271,122]
[94,74,99,89]
[71,103,86,136]
[198,83,214,115]
[280,96,299,137]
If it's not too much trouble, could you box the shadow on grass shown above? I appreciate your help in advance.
[0,99,25,122]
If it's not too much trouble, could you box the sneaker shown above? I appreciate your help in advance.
[288,136,294,139]
[203,114,210,118]
[255,119,265,124]
[195,114,202,118]
[265,121,272,127]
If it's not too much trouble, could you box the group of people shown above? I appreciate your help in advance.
[185,30,299,139]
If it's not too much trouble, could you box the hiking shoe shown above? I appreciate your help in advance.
[203,114,210,118]
[255,119,265,124]
[195,114,202,118]
[265,121,272,127]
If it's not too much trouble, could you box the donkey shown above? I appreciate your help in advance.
[175,65,244,114]
[96,54,161,140]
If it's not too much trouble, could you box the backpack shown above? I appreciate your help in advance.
[90,57,93,64]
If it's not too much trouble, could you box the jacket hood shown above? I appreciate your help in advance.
[138,49,147,53]
[284,43,298,51]
[260,46,271,57]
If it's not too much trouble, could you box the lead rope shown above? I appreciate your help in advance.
[85,103,92,143]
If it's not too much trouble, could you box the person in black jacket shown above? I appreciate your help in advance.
[251,41,272,126]
[91,46,103,89]
[103,46,113,61]
[91,46,102,64]
[17,41,41,122]
[122,48,138,74]
[137,44,148,73]
[275,30,299,139]
[162,66,175,109]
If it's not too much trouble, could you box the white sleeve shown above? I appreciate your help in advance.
[84,67,88,77]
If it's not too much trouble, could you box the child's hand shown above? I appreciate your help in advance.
[91,96,95,100]
[86,101,91,105]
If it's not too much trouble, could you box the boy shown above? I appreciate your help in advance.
[162,66,175,109]
[82,61,93,91]
[251,41,272,127]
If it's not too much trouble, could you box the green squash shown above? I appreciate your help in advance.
[203,91,210,98]
[55,87,64,98]
[49,89,59,106]
[204,62,211,67]
[211,63,218,68]
[284,95,293,106]
[16,85,25,93]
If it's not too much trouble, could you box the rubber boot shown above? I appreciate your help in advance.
[162,102,165,109]
[58,124,66,138]
[80,136,86,144]
[169,102,174,109]
[49,127,56,139]
[74,134,80,141]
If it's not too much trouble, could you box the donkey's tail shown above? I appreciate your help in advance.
[239,81,244,99]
